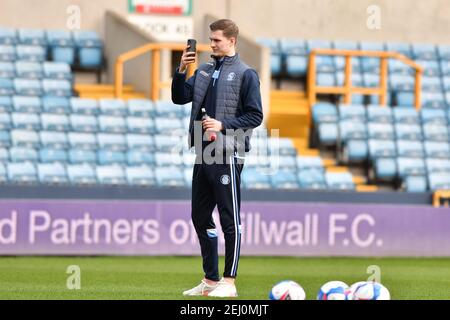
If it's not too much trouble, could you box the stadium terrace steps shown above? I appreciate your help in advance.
[74,84,147,100]
[268,89,310,152]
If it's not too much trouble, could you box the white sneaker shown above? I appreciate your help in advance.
[182,279,219,296]
[207,278,238,298]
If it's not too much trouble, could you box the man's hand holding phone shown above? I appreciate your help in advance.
[179,39,197,73]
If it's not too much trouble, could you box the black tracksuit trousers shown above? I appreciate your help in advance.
[191,153,244,281]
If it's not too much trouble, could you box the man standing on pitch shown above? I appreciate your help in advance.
[172,19,263,297]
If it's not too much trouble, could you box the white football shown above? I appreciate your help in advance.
[269,280,306,300]
[351,281,391,300]
[317,281,349,300]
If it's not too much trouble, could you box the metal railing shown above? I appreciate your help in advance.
[307,49,424,110]
[114,43,211,100]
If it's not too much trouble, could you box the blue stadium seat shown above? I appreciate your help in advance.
[0,148,8,162]
[388,59,413,75]
[0,130,10,147]
[67,163,96,184]
[0,112,11,130]
[416,60,441,77]
[368,139,396,158]
[393,107,419,124]
[9,147,38,162]
[280,38,307,55]
[7,162,37,183]
[397,157,426,178]
[126,149,154,166]
[155,166,185,187]
[14,78,42,95]
[97,150,126,165]
[96,165,126,185]
[428,173,450,190]
[73,31,103,68]
[256,38,282,76]
[312,102,338,123]
[42,96,70,114]
[155,152,183,167]
[339,120,367,142]
[338,104,366,122]
[396,140,424,157]
[42,79,72,97]
[421,92,446,109]
[386,42,412,58]
[12,95,41,113]
[39,148,68,163]
[336,72,363,87]
[68,132,97,150]
[127,99,155,117]
[389,74,414,91]
[43,62,72,80]
[0,45,16,61]
[16,45,46,62]
[15,61,43,79]
[422,123,449,141]
[70,97,98,114]
[98,115,126,133]
[367,105,393,123]
[126,116,155,134]
[242,167,272,189]
[0,78,14,95]
[155,101,184,118]
[41,113,70,131]
[0,27,17,45]
[126,165,155,186]
[373,157,397,180]
[316,73,335,86]
[421,76,442,92]
[97,133,126,151]
[285,55,307,77]
[318,123,338,145]
[363,73,380,87]
[0,95,12,112]
[325,171,355,190]
[46,30,75,65]
[40,131,68,149]
[69,114,98,132]
[154,117,183,135]
[412,43,438,60]
[424,141,450,158]
[426,158,450,174]
[403,175,427,192]
[18,29,46,46]
[0,63,13,80]
[11,129,39,148]
[99,98,127,116]
[126,133,154,151]
[11,112,40,130]
[68,149,96,164]
[298,169,326,189]
[394,123,423,140]
[360,57,380,74]
[270,55,282,76]
[344,140,369,161]
[270,169,299,189]
[420,108,447,124]
[443,76,450,91]
[37,162,68,184]
[438,45,450,61]
[368,123,394,140]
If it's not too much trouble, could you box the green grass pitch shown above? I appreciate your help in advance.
[0,256,449,299]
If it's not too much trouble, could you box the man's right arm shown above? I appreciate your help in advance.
[171,68,197,105]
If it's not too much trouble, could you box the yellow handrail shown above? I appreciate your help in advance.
[433,190,450,208]
[307,49,424,110]
[115,43,211,100]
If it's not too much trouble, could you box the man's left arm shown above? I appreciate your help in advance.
[221,69,263,130]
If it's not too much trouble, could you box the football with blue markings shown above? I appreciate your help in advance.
[269,280,306,300]
[350,281,391,300]
[317,280,349,300]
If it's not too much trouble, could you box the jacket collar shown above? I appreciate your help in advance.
[210,53,240,66]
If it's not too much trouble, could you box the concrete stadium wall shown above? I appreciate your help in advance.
[0,0,449,44]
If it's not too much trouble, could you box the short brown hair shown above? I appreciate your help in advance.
[209,19,239,39]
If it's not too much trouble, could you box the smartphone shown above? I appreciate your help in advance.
[187,39,197,53]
